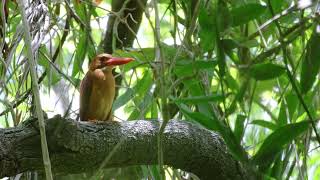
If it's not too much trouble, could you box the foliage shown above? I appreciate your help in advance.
[1,0,320,179]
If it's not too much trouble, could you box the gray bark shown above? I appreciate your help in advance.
[0,115,255,179]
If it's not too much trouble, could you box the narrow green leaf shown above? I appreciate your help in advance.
[174,60,217,77]
[178,104,247,161]
[128,71,154,120]
[277,102,287,126]
[249,63,286,80]
[251,120,277,130]
[181,78,215,117]
[112,88,134,111]
[217,39,226,77]
[113,71,152,111]
[178,104,227,137]
[73,2,87,23]
[128,86,154,120]
[252,121,309,168]
[87,38,96,61]
[271,155,283,179]
[150,165,161,180]
[227,80,249,115]
[230,3,266,27]
[38,47,61,86]
[217,1,232,31]
[222,39,238,51]
[72,30,87,77]
[234,115,246,143]
[172,95,224,104]
[198,5,216,51]
[285,93,298,120]
[300,30,320,94]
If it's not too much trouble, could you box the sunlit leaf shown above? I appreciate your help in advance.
[251,120,277,130]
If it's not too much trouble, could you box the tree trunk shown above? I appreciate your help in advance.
[0,115,255,179]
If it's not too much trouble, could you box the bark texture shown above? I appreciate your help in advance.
[0,115,255,179]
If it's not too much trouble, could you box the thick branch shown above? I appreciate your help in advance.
[0,116,255,179]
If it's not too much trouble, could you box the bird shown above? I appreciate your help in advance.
[80,53,134,122]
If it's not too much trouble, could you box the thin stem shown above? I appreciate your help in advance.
[153,0,167,179]
[17,1,53,179]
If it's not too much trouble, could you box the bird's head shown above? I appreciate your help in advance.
[89,53,134,72]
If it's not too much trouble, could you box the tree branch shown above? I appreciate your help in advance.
[0,116,255,180]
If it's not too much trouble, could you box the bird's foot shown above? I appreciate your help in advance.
[87,119,107,124]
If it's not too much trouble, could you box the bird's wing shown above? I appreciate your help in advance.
[80,73,93,121]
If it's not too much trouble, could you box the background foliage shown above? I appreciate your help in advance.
[1,0,320,179]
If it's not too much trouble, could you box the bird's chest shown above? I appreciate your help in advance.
[89,76,115,120]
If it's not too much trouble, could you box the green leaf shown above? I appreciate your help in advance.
[217,1,232,32]
[251,120,277,130]
[128,71,154,120]
[252,121,309,169]
[277,102,287,126]
[234,115,246,143]
[230,3,266,27]
[150,165,161,180]
[73,2,87,24]
[227,80,249,115]
[38,46,61,86]
[172,95,224,104]
[113,88,135,111]
[222,39,238,51]
[87,39,96,61]
[285,93,298,120]
[178,104,221,130]
[174,60,217,77]
[38,46,50,68]
[72,30,87,77]
[198,5,216,51]
[217,39,226,77]
[300,30,320,94]
[113,71,152,111]
[178,104,247,161]
[128,86,154,120]
[249,63,286,80]
[181,78,215,117]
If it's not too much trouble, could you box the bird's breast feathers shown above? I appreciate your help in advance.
[85,72,115,121]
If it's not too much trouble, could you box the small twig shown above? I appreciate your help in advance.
[17,1,53,179]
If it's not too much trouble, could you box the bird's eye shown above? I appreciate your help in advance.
[101,57,110,62]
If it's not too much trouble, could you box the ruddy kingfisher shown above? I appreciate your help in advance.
[80,53,134,122]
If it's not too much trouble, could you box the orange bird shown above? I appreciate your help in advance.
[80,53,134,122]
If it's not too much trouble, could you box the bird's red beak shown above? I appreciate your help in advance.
[105,57,134,66]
